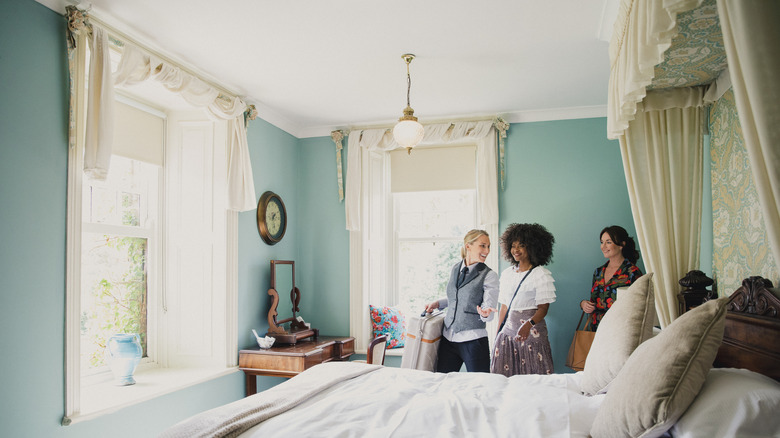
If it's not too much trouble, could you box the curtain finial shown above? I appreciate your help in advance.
[66,5,91,49]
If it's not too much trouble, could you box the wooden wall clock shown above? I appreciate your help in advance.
[257,191,287,245]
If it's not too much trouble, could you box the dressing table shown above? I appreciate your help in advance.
[238,260,354,396]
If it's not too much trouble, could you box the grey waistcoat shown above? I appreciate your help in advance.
[443,262,490,333]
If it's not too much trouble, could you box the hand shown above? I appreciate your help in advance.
[515,321,532,341]
[476,305,497,318]
[581,300,595,314]
[424,301,440,313]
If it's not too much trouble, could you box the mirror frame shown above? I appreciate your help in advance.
[266,260,317,344]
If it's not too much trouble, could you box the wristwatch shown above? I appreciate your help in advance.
[529,319,536,326]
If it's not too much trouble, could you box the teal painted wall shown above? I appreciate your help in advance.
[498,119,638,373]
[296,137,351,336]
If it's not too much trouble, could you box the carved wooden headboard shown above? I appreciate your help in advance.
[714,276,780,381]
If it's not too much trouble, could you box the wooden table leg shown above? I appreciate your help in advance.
[245,372,257,396]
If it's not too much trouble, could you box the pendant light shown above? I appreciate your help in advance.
[392,54,425,154]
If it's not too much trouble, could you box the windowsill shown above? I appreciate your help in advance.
[64,365,239,425]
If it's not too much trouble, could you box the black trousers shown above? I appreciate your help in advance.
[435,336,490,373]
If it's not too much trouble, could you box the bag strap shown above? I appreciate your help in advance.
[575,311,594,332]
[497,266,535,334]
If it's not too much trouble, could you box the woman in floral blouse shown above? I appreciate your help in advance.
[580,225,643,330]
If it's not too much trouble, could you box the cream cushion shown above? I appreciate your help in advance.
[580,273,655,396]
[590,297,729,438]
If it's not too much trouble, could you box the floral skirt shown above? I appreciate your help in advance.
[490,309,554,376]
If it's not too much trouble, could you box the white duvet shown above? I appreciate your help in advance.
[240,364,604,438]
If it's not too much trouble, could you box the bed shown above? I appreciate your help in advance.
[160,275,780,438]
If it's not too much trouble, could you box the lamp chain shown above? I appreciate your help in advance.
[406,61,412,107]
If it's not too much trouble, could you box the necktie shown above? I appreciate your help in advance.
[457,267,469,288]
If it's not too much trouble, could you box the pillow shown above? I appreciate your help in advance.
[580,273,655,396]
[369,305,405,349]
[590,296,729,438]
[670,368,780,438]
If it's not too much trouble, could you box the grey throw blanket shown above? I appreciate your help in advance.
[159,362,381,438]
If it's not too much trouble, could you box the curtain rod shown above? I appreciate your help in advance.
[84,12,243,102]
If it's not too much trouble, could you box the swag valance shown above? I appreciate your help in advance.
[66,6,257,212]
[338,119,508,232]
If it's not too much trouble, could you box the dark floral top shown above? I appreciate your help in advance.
[588,259,643,330]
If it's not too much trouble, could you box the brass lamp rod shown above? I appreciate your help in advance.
[402,54,415,108]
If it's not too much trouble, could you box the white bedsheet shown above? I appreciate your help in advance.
[240,366,603,438]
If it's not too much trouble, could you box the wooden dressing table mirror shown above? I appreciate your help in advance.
[266,260,318,344]
[238,260,354,396]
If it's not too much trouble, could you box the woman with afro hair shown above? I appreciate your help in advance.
[489,223,556,376]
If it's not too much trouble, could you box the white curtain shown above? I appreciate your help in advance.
[113,44,256,211]
[619,87,706,326]
[83,27,114,180]
[716,0,780,267]
[607,0,703,139]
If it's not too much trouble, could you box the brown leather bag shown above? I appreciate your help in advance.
[565,311,596,371]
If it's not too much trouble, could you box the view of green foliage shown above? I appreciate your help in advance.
[82,234,148,368]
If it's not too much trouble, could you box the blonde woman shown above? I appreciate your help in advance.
[424,229,499,372]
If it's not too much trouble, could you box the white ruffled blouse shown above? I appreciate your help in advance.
[498,265,556,311]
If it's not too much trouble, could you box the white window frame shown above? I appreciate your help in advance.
[64,37,238,424]
[349,142,498,355]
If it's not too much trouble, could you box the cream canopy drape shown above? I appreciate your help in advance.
[620,88,706,327]
[716,0,780,268]
[609,0,709,326]
[607,0,703,140]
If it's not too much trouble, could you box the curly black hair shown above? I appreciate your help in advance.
[599,225,640,264]
[500,223,554,267]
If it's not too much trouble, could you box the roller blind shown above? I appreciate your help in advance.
[113,99,164,166]
[390,145,476,192]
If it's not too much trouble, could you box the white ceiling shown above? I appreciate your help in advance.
[39,0,618,138]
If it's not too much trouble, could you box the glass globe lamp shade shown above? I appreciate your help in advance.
[393,116,425,152]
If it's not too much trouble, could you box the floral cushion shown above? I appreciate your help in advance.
[369,305,405,349]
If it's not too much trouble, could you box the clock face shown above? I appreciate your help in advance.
[257,191,287,245]
[266,200,283,237]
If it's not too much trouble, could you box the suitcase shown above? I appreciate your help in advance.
[401,310,445,371]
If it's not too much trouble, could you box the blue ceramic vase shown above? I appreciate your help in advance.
[106,334,142,386]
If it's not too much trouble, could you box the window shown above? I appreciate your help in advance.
[393,190,475,319]
[65,38,237,422]
[347,125,500,353]
[350,143,496,353]
[80,155,159,377]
